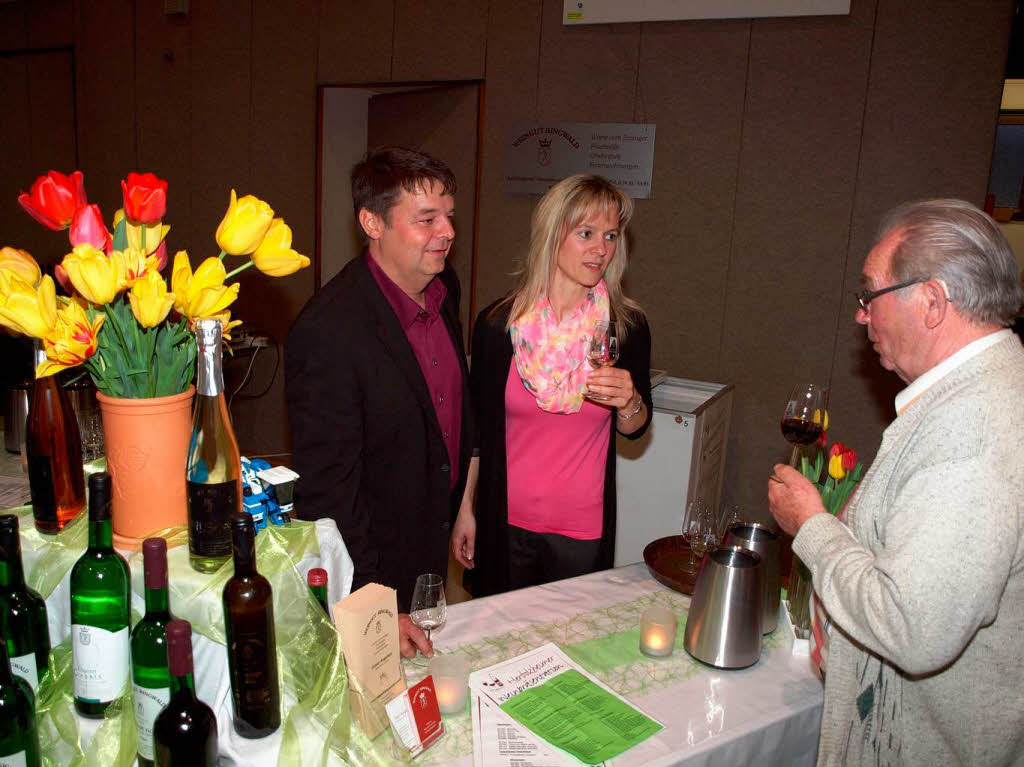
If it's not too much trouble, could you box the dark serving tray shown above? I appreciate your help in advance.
[643,535,699,596]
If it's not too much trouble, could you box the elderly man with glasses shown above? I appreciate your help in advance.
[769,199,1024,766]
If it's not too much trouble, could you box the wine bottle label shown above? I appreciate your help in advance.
[187,480,236,558]
[0,751,28,767]
[72,624,130,702]
[133,683,171,761]
[229,627,277,711]
[10,651,38,692]
[26,453,57,520]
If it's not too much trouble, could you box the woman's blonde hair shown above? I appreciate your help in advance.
[500,174,642,337]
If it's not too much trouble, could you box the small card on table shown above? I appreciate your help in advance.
[385,675,446,757]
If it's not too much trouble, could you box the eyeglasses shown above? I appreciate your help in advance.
[855,278,928,311]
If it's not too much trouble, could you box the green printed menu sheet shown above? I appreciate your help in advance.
[470,643,662,765]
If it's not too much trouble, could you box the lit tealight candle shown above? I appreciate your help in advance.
[639,606,677,658]
[428,653,471,715]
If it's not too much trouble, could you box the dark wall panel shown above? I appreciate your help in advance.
[74,0,136,218]
[392,0,487,82]
[828,0,1013,476]
[627,19,749,383]
[720,4,876,517]
[318,0,394,84]
[135,6,191,244]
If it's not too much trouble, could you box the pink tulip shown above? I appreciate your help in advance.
[68,204,111,252]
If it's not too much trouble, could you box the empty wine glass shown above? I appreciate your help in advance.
[780,383,828,466]
[682,499,717,573]
[409,573,446,664]
[718,504,745,541]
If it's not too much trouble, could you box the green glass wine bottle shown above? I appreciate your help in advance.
[306,567,331,623]
[132,538,173,767]
[0,514,50,693]
[0,628,41,767]
[71,472,131,718]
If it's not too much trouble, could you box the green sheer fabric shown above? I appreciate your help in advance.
[19,509,363,765]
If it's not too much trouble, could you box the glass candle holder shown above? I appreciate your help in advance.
[639,606,677,658]
[428,652,471,715]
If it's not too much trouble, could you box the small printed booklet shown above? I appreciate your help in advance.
[385,675,446,758]
[469,643,662,766]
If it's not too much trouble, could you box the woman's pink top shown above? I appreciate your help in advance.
[505,358,610,539]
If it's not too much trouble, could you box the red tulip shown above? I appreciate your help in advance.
[828,441,845,459]
[18,170,87,230]
[121,172,167,223]
[69,204,111,252]
[841,447,857,472]
[816,429,828,448]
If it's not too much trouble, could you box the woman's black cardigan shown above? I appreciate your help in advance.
[467,299,653,598]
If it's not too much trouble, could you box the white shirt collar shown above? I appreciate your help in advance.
[894,329,1012,415]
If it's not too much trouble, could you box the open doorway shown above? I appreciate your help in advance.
[317,82,483,340]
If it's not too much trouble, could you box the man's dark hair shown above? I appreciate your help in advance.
[351,147,457,233]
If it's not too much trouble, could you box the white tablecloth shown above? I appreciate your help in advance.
[413,564,823,767]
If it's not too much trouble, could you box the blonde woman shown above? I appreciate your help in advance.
[452,174,652,596]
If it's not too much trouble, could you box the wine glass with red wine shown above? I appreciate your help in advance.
[780,383,828,466]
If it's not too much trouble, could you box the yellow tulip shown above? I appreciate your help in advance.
[129,269,175,328]
[215,189,274,255]
[61,244,126,305]
[813,409,830,431]
[120,247,160,287]
[251,218,311,277]
[0,273,57,338]
[0,247,41,286]
[114,209,170,255]
[827,454,846,481]
[37,301,105,378]
[206,310,243,341]
[171,251,239,319]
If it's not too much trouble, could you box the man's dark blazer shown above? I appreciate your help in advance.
[285,254,473,610]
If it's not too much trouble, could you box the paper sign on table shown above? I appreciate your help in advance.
[385,675,445,757]
[471,688,582,767]
[469,643,662,765]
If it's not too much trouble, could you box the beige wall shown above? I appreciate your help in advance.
[0,0,1012,519]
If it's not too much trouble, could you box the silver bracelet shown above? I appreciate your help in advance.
[617,396,644,420]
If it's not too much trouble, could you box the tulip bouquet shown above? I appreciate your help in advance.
[787,423,864,639]
[0,170,309,398]
[797,429,864,516]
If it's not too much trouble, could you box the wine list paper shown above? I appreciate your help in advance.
[469,643,662,765]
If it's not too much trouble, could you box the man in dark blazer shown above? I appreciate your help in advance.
[286,147,477,657]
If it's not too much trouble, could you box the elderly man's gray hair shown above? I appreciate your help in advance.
[879,199,1023,326]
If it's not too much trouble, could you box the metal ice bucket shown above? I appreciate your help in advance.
[724,522,781,634]
[683,545,764,669]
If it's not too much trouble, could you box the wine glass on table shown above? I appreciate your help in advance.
[780,383,828,467]
[681,499,717,573]
[410,573,446,665]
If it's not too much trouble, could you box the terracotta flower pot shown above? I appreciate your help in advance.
[96,386,194,547]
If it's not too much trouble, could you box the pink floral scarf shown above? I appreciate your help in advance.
[509,281,610,414]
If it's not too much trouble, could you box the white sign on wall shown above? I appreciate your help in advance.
[504,122,656,199]
[563,0,849,25]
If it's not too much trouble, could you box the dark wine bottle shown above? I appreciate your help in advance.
[0,514,50,693]
[25,341,85,534]
[223,514,280,738]
[0,630,41,767]
[153,620,218,767]
[131,538,173,766]
[307,567,331,622]
[186,318,241,573]
[70,472,131,718]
